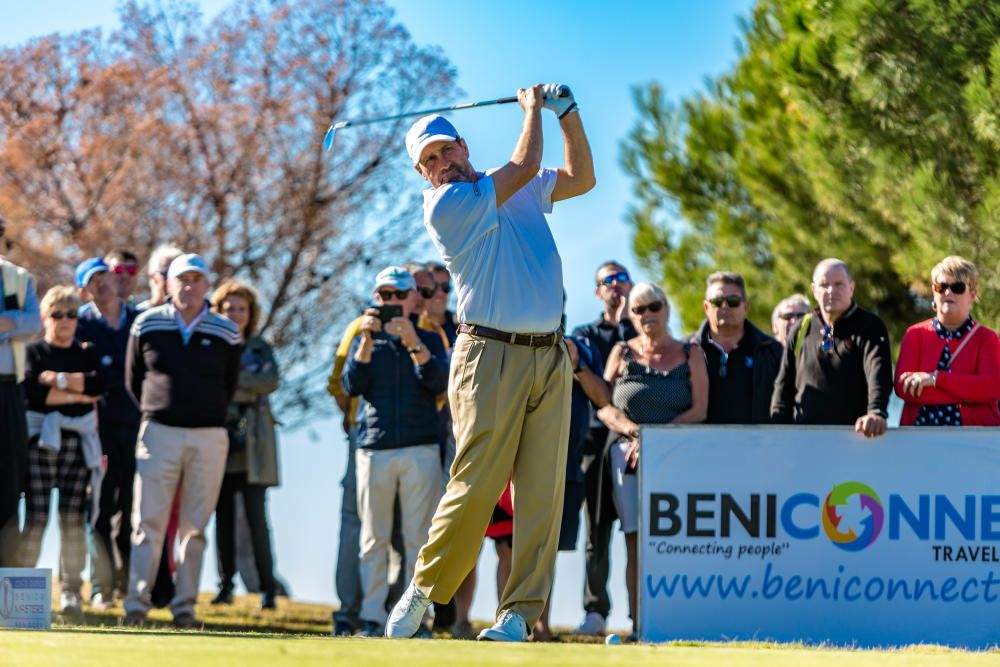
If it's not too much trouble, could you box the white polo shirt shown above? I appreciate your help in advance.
[423,168,562,334]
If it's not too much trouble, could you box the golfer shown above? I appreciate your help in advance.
[386,83,595,641]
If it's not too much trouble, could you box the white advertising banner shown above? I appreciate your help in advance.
[0,568,51,630]
[638,426,1000,648]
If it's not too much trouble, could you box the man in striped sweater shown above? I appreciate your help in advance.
[123,254,242,629]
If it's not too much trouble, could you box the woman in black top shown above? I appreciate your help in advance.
[20,286,103,614]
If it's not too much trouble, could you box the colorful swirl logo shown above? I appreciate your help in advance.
[822,481,884,552]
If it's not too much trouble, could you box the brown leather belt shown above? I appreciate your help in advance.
[457,323,561,348]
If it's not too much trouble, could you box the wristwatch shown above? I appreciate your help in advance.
[407,343,423,355]
[56,372,68,390]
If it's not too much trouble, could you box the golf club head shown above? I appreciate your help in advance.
[322,121,350,152]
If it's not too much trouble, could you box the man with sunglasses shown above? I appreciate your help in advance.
[692,272,781,425]
[770,258,893,438]
[0,218,41,567]
[424,262,459,346]
[569,260,636,637]
[105,249,140,304]
[75,257,142,609]
[341,266,449,637]
[388,83,595,642]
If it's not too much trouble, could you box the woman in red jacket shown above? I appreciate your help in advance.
[896,256,1000,426]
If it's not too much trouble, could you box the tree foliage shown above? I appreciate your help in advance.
[0,0,458,420]
[623,0,1000,341]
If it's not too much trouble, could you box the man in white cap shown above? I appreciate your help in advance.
[341,266,449,637]
[123,253,242,628]
[386,83,595,641]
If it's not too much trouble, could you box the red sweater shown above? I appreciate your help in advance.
[894,319,1000,426]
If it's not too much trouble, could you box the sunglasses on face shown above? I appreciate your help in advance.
[599,271,631,287]
[779,311,808,322]
[631,301,664,316]
[933,281,967,295]
[708,294,744,309]
[111,264,138,276]
[436,280,451,294]
[49,310,78,320]
[417,287,436,299]
[377,289,411,301]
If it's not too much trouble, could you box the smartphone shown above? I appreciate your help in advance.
[375,304,403,323]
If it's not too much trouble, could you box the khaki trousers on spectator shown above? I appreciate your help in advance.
[357,444,441,625]
[413,334,571,627]
[125,421,228,617]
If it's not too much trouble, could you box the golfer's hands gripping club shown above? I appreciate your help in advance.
[517,84,546,114]
[542,83,577,119]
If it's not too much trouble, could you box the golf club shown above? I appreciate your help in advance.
[322,86,569,152]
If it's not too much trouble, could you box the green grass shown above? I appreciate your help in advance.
[4,592,997,666]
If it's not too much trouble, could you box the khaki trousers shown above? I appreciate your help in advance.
[125,420,228,617]
[413,333,571,627]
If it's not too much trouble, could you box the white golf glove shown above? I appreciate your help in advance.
[542,83,578,119]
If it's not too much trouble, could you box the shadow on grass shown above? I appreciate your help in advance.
[52,611,332,637]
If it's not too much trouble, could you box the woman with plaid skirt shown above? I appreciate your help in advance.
[19,285,104,614]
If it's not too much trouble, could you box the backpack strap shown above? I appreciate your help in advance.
[793,313,813,360]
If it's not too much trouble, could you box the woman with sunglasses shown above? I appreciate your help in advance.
[596,282,707,641]
[20,285,104,614]
[895,256,1000,426]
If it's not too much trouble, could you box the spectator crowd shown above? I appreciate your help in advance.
[0,221,998,639]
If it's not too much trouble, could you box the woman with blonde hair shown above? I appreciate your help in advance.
[209,279,281,609]
[20,285,104,614]
[597,281,708,641]
[895,256,1000,426]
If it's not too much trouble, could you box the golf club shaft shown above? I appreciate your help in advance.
[334,96,517,131]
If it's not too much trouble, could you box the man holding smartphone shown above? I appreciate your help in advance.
[341,266,449,637]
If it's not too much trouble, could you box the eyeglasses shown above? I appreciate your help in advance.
[49,310,78,320]
[436,280,451,294]
[779,311,808,321]
[631,301,664,316]
[417,287,436,299]
[599,271,631,287]
[111,264,138,276]
[707,294,744,309]
[819,324,834,354]
[377,289,411,301]
[933,281,967,295]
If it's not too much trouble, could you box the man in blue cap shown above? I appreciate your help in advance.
[123,253,242,628]
[75,257,143,608]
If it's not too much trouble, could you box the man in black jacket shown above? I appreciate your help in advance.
[342,266,449,637]
[123,254,242,628]
[75,257,141,608]
[770,258,892,437]
[693,272,781,424]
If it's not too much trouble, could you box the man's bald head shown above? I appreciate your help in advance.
[812,258,852,284]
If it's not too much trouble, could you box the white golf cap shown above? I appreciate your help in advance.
[405,114,459,165]
[372,266,416,293]
[167,253,210,280]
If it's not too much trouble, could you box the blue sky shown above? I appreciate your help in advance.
[3,0,753,629]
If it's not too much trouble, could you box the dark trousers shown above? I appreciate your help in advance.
[19,435,90,594]
[582,426,616,618]
[0,382,27,567]
[215,472,276,595]
[89,423,138,598]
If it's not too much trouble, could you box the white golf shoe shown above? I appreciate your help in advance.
[385,581,432,639]
[573,611,606,636]
[477,610,529,642]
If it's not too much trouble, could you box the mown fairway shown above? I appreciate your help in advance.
[4,593,998,666]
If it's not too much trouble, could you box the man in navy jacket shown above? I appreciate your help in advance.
[342,266,448,637]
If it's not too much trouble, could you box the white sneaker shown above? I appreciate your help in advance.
[573,611,606,636]
[90,593,114,611]
[60,591,82,614]
[385,581,432,639]
[477,610,528,642]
